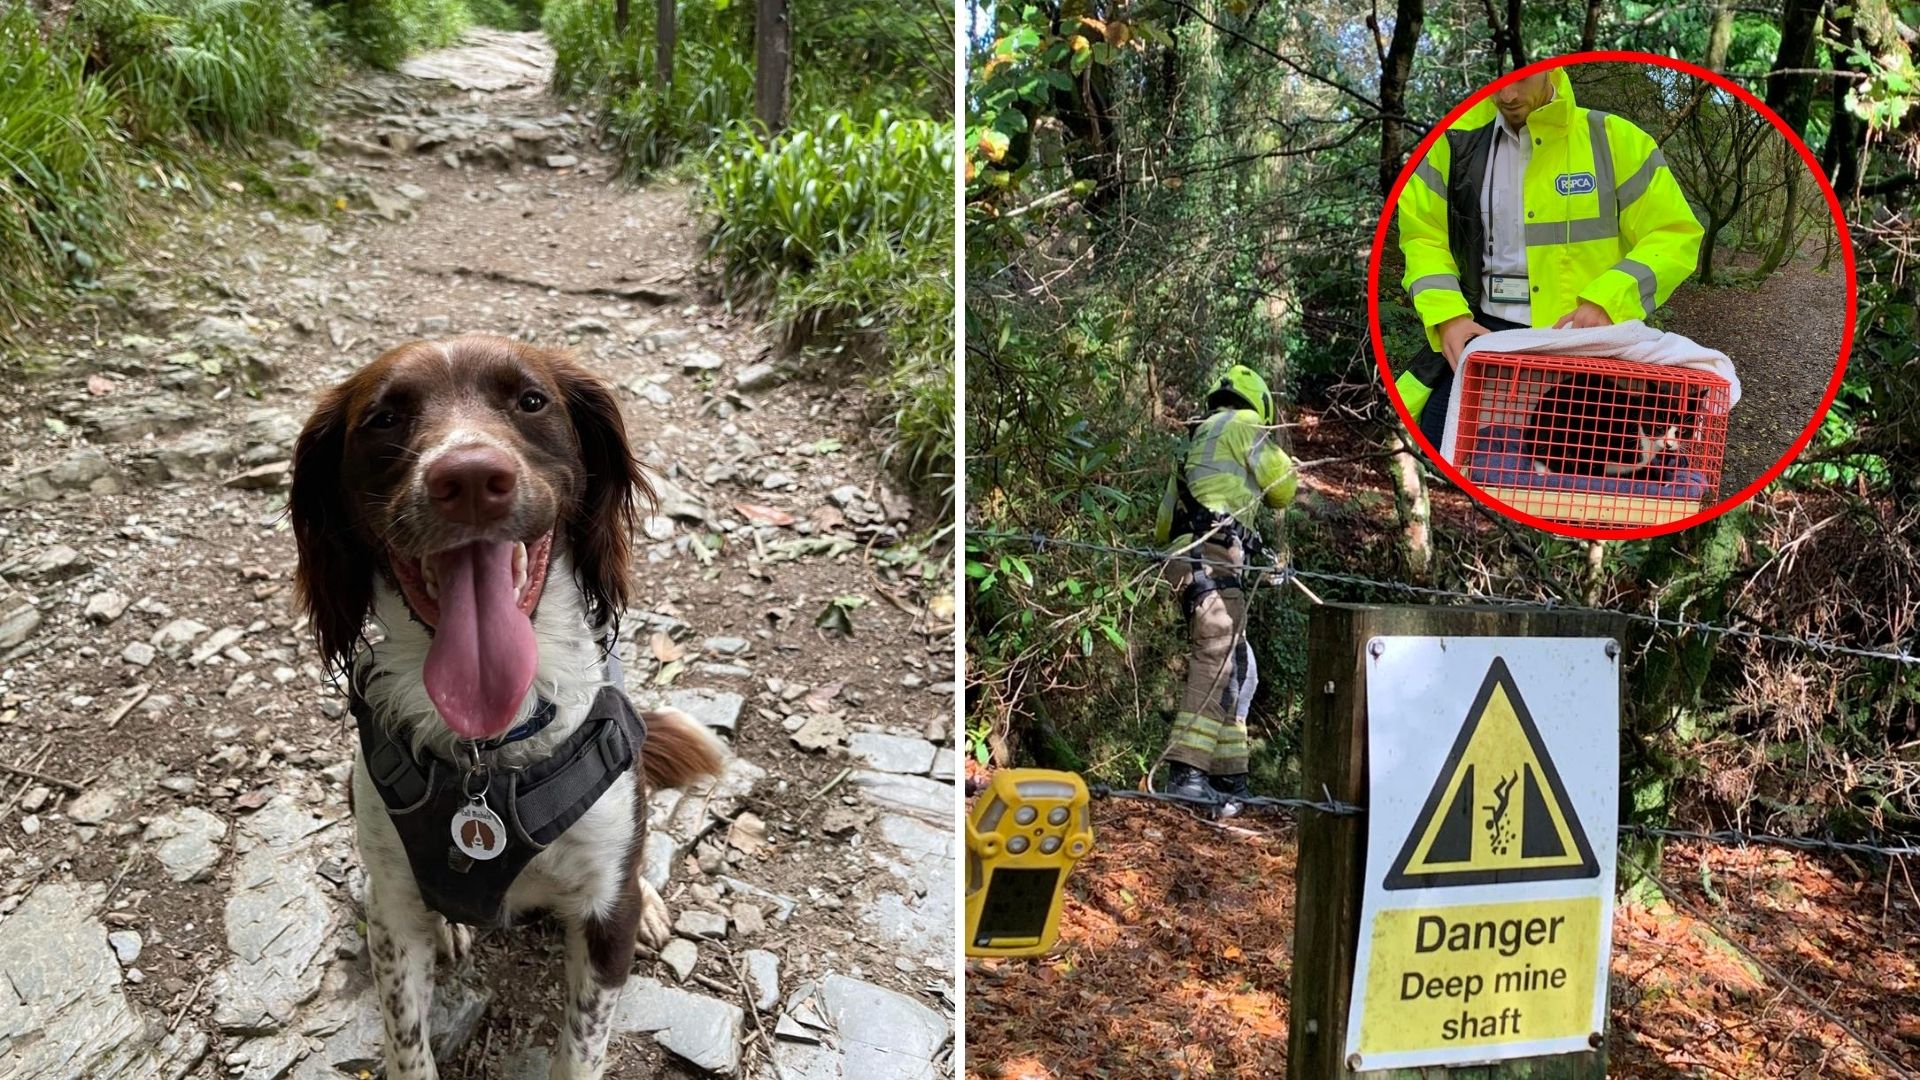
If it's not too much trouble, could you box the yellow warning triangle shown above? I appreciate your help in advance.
[1384,657,1598,889]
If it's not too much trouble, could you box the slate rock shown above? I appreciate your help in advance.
[85,590,130,624]
[734,361,785,392]
[0,882,207,1080]
[849,770,951,822]
[71,393,198,442]
[743,949,780,1011]
[664,688,744,734]
[847,732,938,776]
[65,785,123,825]
[210,798,340,1033]
[660,938,699,982]
[0,597,39,649]
[14,544,88,582]
[612,978,744,1074]
[779,975,948,1080]
[675,909,728,940]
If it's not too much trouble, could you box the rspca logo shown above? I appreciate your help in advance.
[1555,172,1597,196]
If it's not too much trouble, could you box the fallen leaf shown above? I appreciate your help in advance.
[728,811,769,856]
[654,659,686,686]
[804,681,844,714]
[86,375,115,396]
[735,502,796,527]
[928,593,955,620]
[649,631,684,663]
[233,786,271,810]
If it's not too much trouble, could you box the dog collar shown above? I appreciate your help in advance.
[471,699,558,750]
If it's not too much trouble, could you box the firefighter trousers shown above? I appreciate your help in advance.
[1163,539,1256,775]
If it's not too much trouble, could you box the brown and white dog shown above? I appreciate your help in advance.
[289,334,725,1079]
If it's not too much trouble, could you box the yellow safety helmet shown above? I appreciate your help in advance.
[1208,364,1275,426]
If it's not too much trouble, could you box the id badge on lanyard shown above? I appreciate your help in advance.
[1488,274,1530,303]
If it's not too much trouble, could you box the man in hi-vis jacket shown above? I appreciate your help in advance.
[1394,64,1704,450]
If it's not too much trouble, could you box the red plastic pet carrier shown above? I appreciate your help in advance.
[1449,352,1732,530]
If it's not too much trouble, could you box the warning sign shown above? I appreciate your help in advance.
[1345,637,1619,1071]
[1384,658,1597,889]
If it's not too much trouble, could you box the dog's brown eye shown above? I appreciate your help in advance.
[518,391,548,413]
[366,410,400,430]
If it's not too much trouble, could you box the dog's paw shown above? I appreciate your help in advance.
[635,877,671,951]
[435,917,472,966]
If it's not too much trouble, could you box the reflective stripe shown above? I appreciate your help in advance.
[1615,257,1659,316]
[1524,110,1620,248]
[1415,158,1445,195]
[1187,412,1261,507]
[1408,273,1462,297]
[1616,147,1666,208]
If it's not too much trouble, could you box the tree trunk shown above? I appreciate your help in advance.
[1704,1,1733,71]
[1504,0,1526,69]
[1823,4,1861,196]
[1388,439,1432,585]
[1765,0,1823,133]
[614,0,629,33]
[655,0,674,93]
[1378,0,1425,196]
[1579,0,1600,51]
[1699,213,1725,284]
[753,0,790,132]
[1755,151,1800,276]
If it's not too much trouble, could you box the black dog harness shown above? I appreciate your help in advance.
[350,661,646,928]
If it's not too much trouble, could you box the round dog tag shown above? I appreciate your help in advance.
[451,801,508,860]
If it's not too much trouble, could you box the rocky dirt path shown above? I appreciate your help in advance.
[0,29,954,1080]
[1659,253,1849,498]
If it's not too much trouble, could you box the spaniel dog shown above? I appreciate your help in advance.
[290,334,724,1079]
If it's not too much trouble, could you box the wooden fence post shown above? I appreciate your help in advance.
[1288,603,1626,1080]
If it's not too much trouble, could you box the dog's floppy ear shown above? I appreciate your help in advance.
[551,351,649,632]
[290,383,375,674]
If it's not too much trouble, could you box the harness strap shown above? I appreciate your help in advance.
[350,647,647,927]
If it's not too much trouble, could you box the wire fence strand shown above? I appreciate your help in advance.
[1084,783,1920,860]
[969,529,1920,666]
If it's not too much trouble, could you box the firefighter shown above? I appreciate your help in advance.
[1152,364,1297,812]
[1394,64,1704,450]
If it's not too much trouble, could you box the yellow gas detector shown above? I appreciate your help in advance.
[964,768,1093,957]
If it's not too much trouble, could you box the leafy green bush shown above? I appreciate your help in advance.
[75,0,327,144]
[317,0,468,69]
[462,0,541,30]
[0,5,127,320]
[776,239,953,491]
[698,112,949,300]
[699,111,953,495]
[543,0,648,98]
[603,43,752,177]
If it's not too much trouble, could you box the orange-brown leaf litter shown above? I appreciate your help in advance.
[965,802,1920,1079]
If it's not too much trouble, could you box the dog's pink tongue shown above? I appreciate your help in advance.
[422,542,536,739]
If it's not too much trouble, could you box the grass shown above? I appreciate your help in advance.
[75,0,328,144]
[699,112,954,496]
[316,0,470,69]
[0,5,129,322]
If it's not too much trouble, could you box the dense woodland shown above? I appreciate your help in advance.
[965,0,1920,851]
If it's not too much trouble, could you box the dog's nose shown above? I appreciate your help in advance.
[426,446,518,524]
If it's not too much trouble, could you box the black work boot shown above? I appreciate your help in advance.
[1210,773,1253,818]
[1162,763,1220,807]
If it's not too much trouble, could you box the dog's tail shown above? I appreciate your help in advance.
[640,707,729,790]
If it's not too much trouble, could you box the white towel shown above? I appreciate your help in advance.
[1440,321,1740,463]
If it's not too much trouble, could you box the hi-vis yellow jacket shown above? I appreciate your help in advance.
[1153,408,1297,546]
[1395,67,1703,419]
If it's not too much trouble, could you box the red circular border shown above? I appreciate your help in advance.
[1368,50,1857,541]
